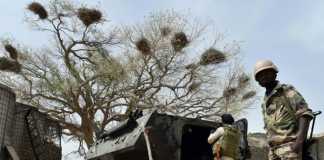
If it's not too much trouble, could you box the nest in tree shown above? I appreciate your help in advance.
[185,63,198,70]
[135,37,151,55]
[223,87,237,97]
[200,48,226,65]
[242,91,256,100]
[160,27,171,37]
[238,74,250,87]
[27,2,48,19]
[188,82,201,92]
[134,90,145,97]
[171,32,189,52]
[4,44,18,60]
[77,8,102,26]
[0,57,21,73]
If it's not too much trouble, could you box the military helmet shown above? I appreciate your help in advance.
[254,60,278,78]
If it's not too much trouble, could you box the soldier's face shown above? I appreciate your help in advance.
[255,69,277,87]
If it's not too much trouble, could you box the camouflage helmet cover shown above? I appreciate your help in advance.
[254,60,278,78]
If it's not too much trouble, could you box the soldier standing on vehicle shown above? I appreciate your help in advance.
[254,60,314,160]
[208,114,240,160]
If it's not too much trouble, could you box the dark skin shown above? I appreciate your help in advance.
[255,69,311,153]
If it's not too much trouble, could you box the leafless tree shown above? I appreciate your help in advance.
[119,11,256,119]
[0,0,256,153]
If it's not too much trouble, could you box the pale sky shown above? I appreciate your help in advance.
[1,0,324,159]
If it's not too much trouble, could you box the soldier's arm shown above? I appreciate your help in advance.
[296,117,310,143]
[286,86,313,117]
[286,87,313,150]
[208,127,224,144]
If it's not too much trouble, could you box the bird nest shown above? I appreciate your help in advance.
[242,91,256,100]
[200,48,226,65]
[185,63,198,70]
[223,87,237,97]
[4,44,18,60]
[188,82,201,92]
[238,74,250,87]
[0,57,21,73]
[171,32,189,52]
[27,2,48,19]
[77,8,102,26]
[135,37,151,55]
[160,27,171,37]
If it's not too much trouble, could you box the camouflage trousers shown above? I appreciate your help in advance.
[268,142,301,160]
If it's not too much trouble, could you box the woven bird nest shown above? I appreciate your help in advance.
[135,37,151,55]
[77,8,102,26]
[27,2,48,19]
[171,32,189,52]
[223,87,237,97]
[160,27,171,37]
[4,44,18,60]
[188,82,201,92]
[242,91,256,100]
[185,63,198,70]
[238,74,250,87]
[200,48,226,65]
[0,57,21,73]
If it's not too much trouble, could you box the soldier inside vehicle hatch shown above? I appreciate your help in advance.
[208,114,241,160]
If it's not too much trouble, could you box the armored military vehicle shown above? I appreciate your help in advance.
[86,110,248,160]
[0,83,62,160]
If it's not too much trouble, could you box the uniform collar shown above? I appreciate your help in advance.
[264,81,283,103]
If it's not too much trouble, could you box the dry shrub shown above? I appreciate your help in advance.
[200,48,226,65]
[0,57,21,73]
[4,44,18,60]
[135,38,151,55]
[242,91,256,100]
[171,32,189,52]
[77,8,102,26]
[27,2,48,19]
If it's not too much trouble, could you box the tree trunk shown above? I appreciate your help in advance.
[81,114,95,147]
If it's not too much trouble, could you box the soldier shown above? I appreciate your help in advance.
[254,60,313,160]
[208,114,240,160]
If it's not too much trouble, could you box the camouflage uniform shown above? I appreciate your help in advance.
[261,82,313,160]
